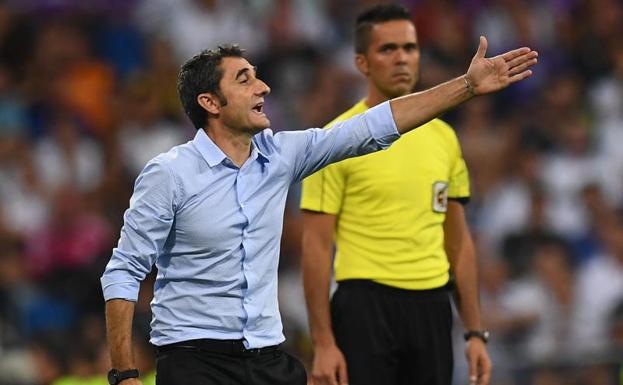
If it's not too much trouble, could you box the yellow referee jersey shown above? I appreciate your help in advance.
[300,100,470,290]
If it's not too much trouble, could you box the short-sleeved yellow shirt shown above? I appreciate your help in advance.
[300,100,470,290]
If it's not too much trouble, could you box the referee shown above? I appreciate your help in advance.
[301,5,491,385]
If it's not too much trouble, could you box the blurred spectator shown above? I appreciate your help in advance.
[570,210,623,361]
[116,76,186,178]
[458,97,513,200]
[25,187,111,280]
[0,63,27,139]
[541,113,601,239]
[591,41,623,207]
[476,145,543,253]
[0,234,33,349]
[0,141,49,236]
[134,0,265,62]
[23,20,115,137]
[33,114,104,194]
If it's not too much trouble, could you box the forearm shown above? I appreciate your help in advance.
[105,299,137,369]
[444,202,482,330]
[452,241,482,330]
[301,213,336,346]
[390,76,473,134]
[303,244,335,345]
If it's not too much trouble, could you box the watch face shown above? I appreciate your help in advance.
[108,369,119,385]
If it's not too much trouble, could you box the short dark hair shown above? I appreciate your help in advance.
[177,44,245,129]
[354,4,412,54]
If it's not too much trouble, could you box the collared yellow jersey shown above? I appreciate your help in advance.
[300,100,470,290]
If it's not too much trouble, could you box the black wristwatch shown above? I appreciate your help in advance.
[463,330,490,344]
[107,368,139,385]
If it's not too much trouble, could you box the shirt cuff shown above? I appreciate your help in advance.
[101,276,140,302]
[364,101,400,149]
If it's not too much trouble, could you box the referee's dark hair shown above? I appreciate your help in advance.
[355,4,412,54]
[177,44,244,129]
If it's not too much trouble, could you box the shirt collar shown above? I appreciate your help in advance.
[192,129,227,167]
[193,129,269,168]
[251,135,269,163]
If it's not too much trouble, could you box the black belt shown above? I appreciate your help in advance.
[156,338,280,357]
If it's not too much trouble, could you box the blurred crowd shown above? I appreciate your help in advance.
[0,0,621,384]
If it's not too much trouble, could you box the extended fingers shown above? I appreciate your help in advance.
[509,56,538,76]
[508,69,533,84]
[500,46,532,61]
[507,50,538,68]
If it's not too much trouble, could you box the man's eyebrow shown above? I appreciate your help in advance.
[235,66,258,80]
[378,43,398,50]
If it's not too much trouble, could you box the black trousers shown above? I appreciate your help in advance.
[155,339,306,385]
[332,280,453,385]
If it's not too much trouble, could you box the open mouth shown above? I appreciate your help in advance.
[252,102,264,114]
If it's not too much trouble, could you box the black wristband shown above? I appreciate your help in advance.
[108,368,139,385]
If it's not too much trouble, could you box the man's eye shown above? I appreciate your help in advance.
[240,78,248,84]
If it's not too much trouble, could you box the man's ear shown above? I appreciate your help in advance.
[197,93,221,115]
[355,54,369,76]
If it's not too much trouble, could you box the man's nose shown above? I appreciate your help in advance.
[257,79,271,96]
[395,48,408,64]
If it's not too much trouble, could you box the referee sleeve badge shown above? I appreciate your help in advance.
[432,181,449,213]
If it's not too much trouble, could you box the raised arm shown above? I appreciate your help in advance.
[391,36,537,134]
[279,37,536,182]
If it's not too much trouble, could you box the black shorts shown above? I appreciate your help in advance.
[155,339,306,385]
[331,280,453,385]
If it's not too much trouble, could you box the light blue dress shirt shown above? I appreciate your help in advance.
[101,101,399,348]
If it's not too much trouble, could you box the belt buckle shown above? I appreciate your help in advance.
[244,347,262,356]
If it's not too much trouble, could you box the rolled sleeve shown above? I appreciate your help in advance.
[101,159,177,302]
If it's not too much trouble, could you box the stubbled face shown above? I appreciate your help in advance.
[358,20,420,98]
[217,57,271,134]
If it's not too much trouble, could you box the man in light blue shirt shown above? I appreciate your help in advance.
[102,41,537,385]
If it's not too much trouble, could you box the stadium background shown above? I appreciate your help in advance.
[0,0,621,384]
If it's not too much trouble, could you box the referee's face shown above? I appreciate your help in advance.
[358,20,420,99]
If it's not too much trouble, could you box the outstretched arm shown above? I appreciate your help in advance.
[391,36,537,134]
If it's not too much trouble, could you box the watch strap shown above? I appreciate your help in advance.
[108,368,139,385]
[463,330,490,343]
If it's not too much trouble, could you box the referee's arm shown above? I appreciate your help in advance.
[444,201,491,385]
[301,210,349,385]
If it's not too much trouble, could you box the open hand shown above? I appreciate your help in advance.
[466,36,538,95]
